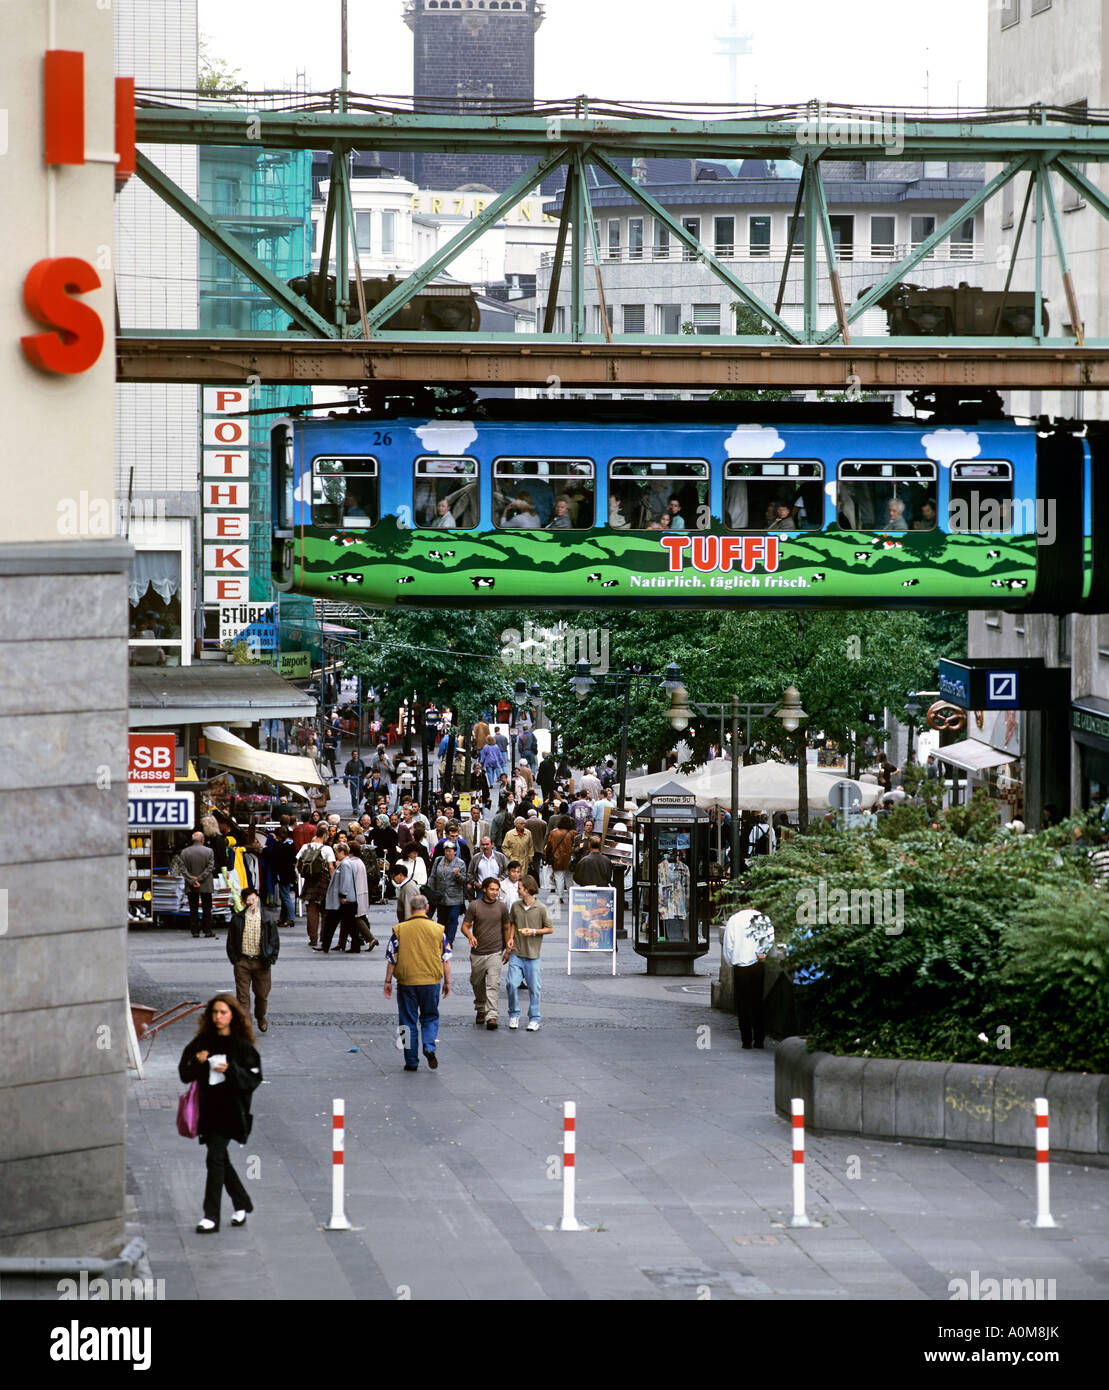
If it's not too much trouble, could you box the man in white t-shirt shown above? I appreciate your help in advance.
[721,908,775,1050]
[296,829,335,950]
[500,860,523,910]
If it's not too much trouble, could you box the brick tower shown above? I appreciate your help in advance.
[404,0,545,191]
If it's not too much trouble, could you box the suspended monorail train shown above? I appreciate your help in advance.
[270,399,1108,612]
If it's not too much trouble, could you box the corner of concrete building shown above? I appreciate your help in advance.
[2,0,132,1262]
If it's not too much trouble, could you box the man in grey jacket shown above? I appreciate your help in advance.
[393,864,422,923]
[339,846,379,953]
[180,830,216,938]
[321,843,359,953]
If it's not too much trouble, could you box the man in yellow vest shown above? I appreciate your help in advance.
[383,893,452,1072]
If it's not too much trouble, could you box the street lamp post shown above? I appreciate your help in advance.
[666,688,778,874]
[775,685,810,831]
[905,693,922,764]
[571,660,684,811]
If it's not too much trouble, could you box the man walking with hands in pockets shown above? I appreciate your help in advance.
[462,877,510,1030]
[505,874,552,1031]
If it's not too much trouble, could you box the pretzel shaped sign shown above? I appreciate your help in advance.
[926,701,967,732]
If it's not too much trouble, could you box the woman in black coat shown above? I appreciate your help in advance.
[178,994,262,1233]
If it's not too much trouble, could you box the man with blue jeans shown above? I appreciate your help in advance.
[344,751,366,815]
[384,894,452,1071]
[505,875,552,1031]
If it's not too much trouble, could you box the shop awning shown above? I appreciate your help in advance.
[202,725,324,787]
[934,739,1017,773]
[130,663,317,727]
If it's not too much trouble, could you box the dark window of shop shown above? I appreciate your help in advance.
[724,460,824,530]
[311,457,379,528]
[948,461,1013,532]
[835,461,937,532]
[608,459,709,531]
[129,551,183,666]
[412,456,479,529]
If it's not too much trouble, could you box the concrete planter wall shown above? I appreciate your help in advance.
[774,1037,1109,1161]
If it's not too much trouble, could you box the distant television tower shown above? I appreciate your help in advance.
[715,4,753,105]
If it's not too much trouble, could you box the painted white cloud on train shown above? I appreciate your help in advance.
[921,428,980,469]
[415,420,478,454]
[724,425,785,458]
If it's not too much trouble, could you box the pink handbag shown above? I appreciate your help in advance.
[176,1081,200,1138]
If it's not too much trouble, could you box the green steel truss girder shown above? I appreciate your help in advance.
[363,144,571,332]
[588,149,800,343]
[134,107,1109,162]
[816,157,1032,344]
[134,151,338,339]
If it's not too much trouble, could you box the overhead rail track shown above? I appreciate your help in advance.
[121,94,1109,386]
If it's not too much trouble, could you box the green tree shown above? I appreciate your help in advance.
[198,37,245,96]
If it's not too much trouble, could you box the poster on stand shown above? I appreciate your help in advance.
[567,885,617,975]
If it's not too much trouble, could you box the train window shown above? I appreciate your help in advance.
[948,461,1014,532]
[494,458,594,529]
[412,456,479,529]
[311,457,378,529]
[724,460,823,530]
[608,459,710,531]
[835,461,937,531]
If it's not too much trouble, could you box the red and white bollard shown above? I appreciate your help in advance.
[559,1101,582,1231]
[1033,1097,1057,1229]
[325,1098,354,1231]
[790,1097,810,1228]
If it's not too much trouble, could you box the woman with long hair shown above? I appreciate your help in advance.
[178,994,262,1234]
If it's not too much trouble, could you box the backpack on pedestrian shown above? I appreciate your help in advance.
[299,844,327,881]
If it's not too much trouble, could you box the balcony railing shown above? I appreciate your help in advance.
[541,240,981,269]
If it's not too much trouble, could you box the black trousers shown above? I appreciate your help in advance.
[186,890,212,935]
[322,901,359,951]
[203,1132,252,1223]
[733,961,766,1048]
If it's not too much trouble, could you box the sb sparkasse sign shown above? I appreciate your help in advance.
[128,733,176,784]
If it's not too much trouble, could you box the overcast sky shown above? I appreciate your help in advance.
[197,0,988,109]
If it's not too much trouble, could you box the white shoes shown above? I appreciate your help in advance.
[231,1210,248,1226]
[508,1015,519,1029]
[526,1020,540,1031]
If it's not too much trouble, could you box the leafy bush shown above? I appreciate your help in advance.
[718,812,1109,1073]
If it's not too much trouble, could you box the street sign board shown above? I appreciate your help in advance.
[219,602,277,652]
[127,790,195,828]
[827,779,859,812]
[128,733,176,785]
[276,651,311,679]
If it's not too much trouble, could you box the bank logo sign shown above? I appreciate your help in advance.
[987,672,1019,707]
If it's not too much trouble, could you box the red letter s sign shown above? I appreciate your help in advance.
[20,257,104,375]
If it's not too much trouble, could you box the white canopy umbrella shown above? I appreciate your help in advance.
[628,759,881,814]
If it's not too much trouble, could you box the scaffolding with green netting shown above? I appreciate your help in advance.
[197,145,319,651]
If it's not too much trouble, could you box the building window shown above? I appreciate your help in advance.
[355,210,372,253]
[910,215,936,256]
[213,176,240,216]
[592,304,615,335]
[870,215,895,257]
[554,306,566,332]
[829,214,854,260]
[1002,179,1015,230]
[691,303,720,335]
[749,215,771,256]
[714,216,735,258]
[1031,0,1051,12]
[129,551,183,667]
[1001,0,1019,26]
[787,215,805,254]
[1063,100,1088,210]
[950,215,975,259]
[656,303,681,335]
[311,219,319,253]
[1057,614,1072,663]
[653,221,670,258]
[623,304,646,334]
[628,218,644,260]
[494,457,595,529]
[381,210,396,254]
[922,161,948,178]
[682,216,701,260]
[985,611,1002,629]
[607,220,621,260]
[413,456,479,529]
